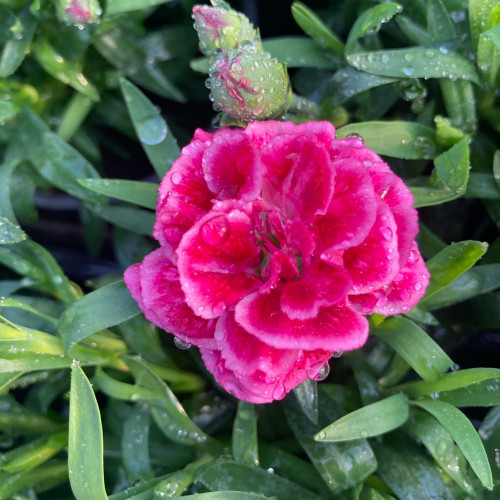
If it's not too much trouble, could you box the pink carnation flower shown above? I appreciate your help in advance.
[124,121,429,403]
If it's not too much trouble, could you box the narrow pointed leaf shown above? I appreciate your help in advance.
[86,204,155,235]
[431,138,470,193]
[337,122,438,159]
[196,460,318,500]
[411,400,493,489]
[59,279,140,351]
[291,2,344,55]
[293,378,318,424]
[347,48,480,84]
[346,3,402,54]
[78,179,158,210]
[106,0,174,15]
[315,394,408,442]
[232,401,259,466]
[0,217,26,244]
[69,363,108,500]
[120,78,180,178]
[372,317,453,381]
[420,241,488,304]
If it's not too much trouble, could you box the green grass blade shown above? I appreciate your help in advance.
[68,363,108,500]
[411,400,493,489]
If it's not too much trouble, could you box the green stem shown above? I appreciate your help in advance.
[439,80,477,133]
[57,92,94,141]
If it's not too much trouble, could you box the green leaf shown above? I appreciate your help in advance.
[122,356,215,450]
[426,0,456,44]
[120,78,180,178]
[78,179,158,210]
[315,394,409,442]
[284,388,377,493]
[181,494,274,500]
[32,39,99,102]
[372,317,453,382]
[347,48,480,84]
[0,8,37,77]
[291,2,344,55]
[410,400,493,489]
[419,264,500,310]
[372,432,454,500]
[411,186,464,207]
[0,217,26,244]
[0,297,57,325]
[405,409,474,494]
[439,79,477,133]
[0,431,67,473]
[292,378,318,424]
[396,15,433,45]
[431,138,470,193]
[466,173,500,199]
[393,368,500,398]
[263,37,337,69]
[59,279,140,351]
[196,460,318,500]
[122,404,154,483]
[427,378,500,407]
[331,67,399,105]
[420,241,488,305]
[68,363,108,500]
[345,3,402,54]
[233,401,259,466]
[86,204,155,235]
[469,0,497,49]
[336,121,438,159]
[94,27,185,102]
[258,442,329,495]
[8,108,104,204]
[106,0,174,15]
[0,460,68,499]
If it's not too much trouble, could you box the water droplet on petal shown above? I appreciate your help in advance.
[414,282,423,291]
[174,338,191,350]
[171,171,183,185]
[200,215,231,246]
[313,362,330,381]
[332,351,343,358]
[212,300,228,316]
[380,226,393,241]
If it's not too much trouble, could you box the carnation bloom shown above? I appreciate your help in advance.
[124,121,429,404]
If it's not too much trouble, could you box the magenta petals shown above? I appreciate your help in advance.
[125,120,430,403]
[124,247,216,348]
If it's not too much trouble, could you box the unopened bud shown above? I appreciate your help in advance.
[208,43,291,121]
[192,3,261,56]
[57,0,102,25]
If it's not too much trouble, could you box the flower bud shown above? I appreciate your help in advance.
[192,3,261,56]
[57,0,102,25]
[208,43,291,121]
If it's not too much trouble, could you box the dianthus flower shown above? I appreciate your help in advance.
[124,121,429,403]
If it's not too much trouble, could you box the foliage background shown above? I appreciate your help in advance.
[0,0,499,499]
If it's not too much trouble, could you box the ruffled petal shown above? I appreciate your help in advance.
[216,313,298,378]
[373,242,430,315]
[246,120,336,150]
[261,134,335,223]
[177,204,262,319]
[280,261,352,320]
[330,137,391,173]
[154,139,214,250]
[202,129,262,202]
[343,202,400,294]
[315,158,378,252]
[235,289,368,351]
[124,247,216,348]
[369,170,418,266]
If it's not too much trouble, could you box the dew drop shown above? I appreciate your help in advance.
[414,282,423,291]
[200,215,231,246]
[171,171,183,185]
[332,351,343,358]
[212,300,228,316]
[137,116,167,146]
[174,338,191,350]
[313,362,330,381]
[380,226,393,241]
[360,430,369,438]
